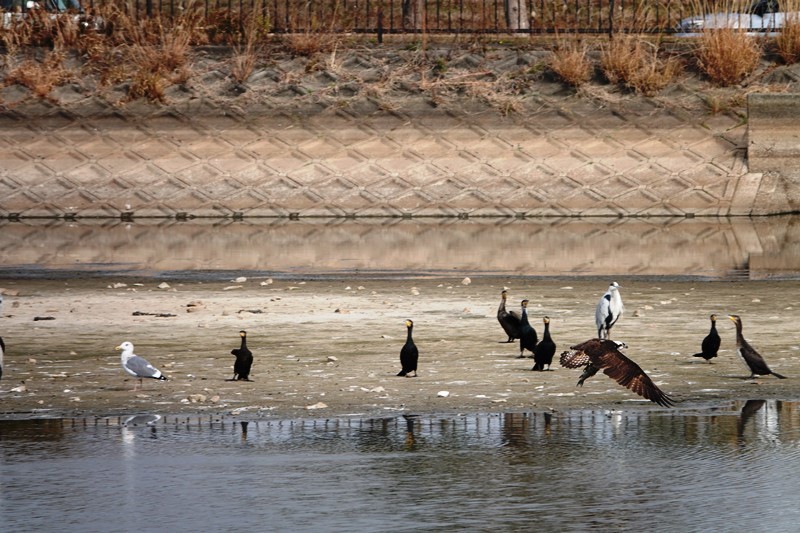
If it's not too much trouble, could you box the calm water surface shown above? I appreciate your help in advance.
[2,401,800,532]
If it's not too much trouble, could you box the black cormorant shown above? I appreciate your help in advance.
[560,338,674,407]
[728,315,786,379]
[692,314,720,362]
[115,341,168,390]
[531,316,556,371]
[517,300,538,359]
[398,319,419,377]
[497,290,522,343]
[229,330,254,381]
[596,281,624,339]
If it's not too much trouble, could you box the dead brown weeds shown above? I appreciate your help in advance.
[5,51,72,98]
[695,29,762,86]
[600,35,682,96]
[548,40,592,87]
[775,10,800,64]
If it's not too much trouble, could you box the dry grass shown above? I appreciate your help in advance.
[775,4,800,64]
[230,15,267,84]
[600,35,683,96]
[548,39,592,87]
[5,51,72,98]
[695,29,763,86]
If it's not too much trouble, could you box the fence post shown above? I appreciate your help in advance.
[608,0,614,37]
[378,5,384,44]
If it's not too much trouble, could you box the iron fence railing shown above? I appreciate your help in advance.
[5,0,709,35]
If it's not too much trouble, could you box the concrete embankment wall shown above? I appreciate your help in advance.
[748,93,800,215]
[0,89,796,218]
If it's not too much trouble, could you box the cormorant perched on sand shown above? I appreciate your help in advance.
[596,282,624,339]
[728,315,786,379]
[692,314,721,362]
[229,330,253,381]
[517,300,538,359]
[497,290,522,343]
[0,336,4,380]
[532,316,556,371]
[560,338,675,407]
[115,341,168,391]
[397,319,419,377]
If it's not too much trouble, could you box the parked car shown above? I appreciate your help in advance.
[1,0,102,30]
[676,0,800,35]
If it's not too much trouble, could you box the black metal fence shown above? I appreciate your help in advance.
[80,0,699,35]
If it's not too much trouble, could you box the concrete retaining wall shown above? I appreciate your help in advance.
[0,90,796,217]
[748,93,800,215]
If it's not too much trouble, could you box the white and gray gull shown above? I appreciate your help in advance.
[595,281,624,340]
[116,341,168,390]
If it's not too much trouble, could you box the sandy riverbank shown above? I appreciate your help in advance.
[1,276,798,420]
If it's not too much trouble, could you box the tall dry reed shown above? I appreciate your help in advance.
[600,35,682,96]
[695,28,762,86]
[548,39,592,87]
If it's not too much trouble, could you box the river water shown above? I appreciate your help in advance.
[2,217,800,531]
[2,401,800,532]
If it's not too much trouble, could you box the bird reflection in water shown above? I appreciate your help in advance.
[737,399,767,442]
[121,414,161,438]
[403,414,418,450]
[240,421,249,444]
[501,413,530,449]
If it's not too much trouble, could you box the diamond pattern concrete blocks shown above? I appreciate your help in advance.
[0,90,758,217]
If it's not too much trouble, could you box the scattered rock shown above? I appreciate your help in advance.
[33,316,55,321]
[237,309,263,314]
[186,301,205,313]
[187,394,207,403]
[306,402,328,410]
[108,282,127,289]
[27,358,37,364]
[0,288,20,296]
[437,390,450,398]
[260,279,273,286]
[370,386,386,393]
[334,308,350,314]
[158,282,171,289]
[11,384,27,393]
[132,311,177,318]
[223,285,243,291]
[327,356,339,362]
[234,276,247,283]
[411,288,420,296]
[462,277,471,285]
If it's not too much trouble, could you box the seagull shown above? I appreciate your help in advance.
[397,319,419,377]
[0,336,4,380]
[595,282,624,339]
[497,290,522,343]
[531,316,556,371]
[115,341,168,390]
[692,314,721,362]
[560,338,674,407]
[228,330,253,381]
[517,299,538,359]
[728,315,786,379]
